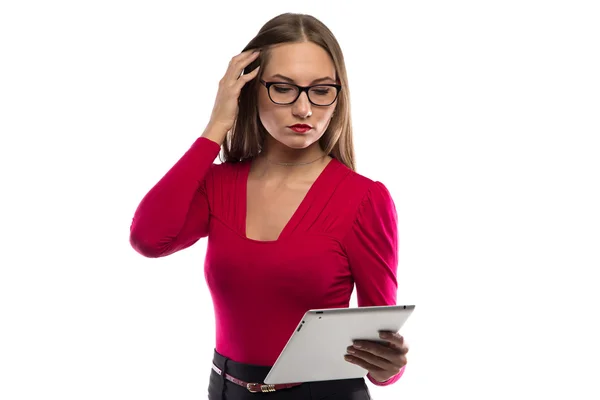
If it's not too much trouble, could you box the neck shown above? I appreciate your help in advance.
[252,140,331,179]
[260,137,327,163]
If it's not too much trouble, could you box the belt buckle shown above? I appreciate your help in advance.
[247,383,260,393]
[247,383,276,393]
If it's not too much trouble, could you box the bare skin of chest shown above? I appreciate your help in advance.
[245,180,311,241]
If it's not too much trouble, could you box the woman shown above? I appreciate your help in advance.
[129,12,409,400]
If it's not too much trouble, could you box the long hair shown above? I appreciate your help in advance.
[220,13,356,171]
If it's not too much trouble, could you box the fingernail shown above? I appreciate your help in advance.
[380,332,390,338]
[353,343,362,349]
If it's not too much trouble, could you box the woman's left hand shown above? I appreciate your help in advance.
[344,331,409,383]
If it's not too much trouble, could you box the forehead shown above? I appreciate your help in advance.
[264,42,336,84]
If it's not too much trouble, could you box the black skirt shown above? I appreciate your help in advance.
[208,349,372,400]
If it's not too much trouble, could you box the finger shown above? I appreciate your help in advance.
[234,51,261,79]
[354,340,398,358]
[344,354,385,374]
[236,65,261,88]
[347,347,399,372]
[224,50,261,83]
[380,332,407,350]
[229,49,260,67]
[379,339,409,355]
[353,341,405,366]
[355,349,407,371]
[395,339,409,354]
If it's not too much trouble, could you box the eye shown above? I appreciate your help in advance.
[310,87,332,96]
[273,84,295,93]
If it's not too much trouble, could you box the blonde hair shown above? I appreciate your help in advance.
[221,13,356,171]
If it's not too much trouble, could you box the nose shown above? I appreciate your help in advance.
[292,91,312,118]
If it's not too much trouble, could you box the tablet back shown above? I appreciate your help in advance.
[263,305,414,385]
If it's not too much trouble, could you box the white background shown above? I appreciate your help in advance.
[1,1,599,399]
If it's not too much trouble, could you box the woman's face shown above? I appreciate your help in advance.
[257,41,338,151]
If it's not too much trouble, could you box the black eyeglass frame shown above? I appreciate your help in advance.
[259,79,342,106]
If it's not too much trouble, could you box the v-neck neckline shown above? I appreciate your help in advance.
[240,157,337,244]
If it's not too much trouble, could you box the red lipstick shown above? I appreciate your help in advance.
[289,124,312,133]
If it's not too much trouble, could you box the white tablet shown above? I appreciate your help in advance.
[263,305,415,385]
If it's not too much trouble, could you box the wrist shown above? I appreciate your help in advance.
[368,372,389,383]
[202,122,229,146]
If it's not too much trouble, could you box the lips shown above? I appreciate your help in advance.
[289,125,312,133]
[289,124,312,129]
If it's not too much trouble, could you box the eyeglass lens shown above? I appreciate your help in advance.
[269,84,337,105]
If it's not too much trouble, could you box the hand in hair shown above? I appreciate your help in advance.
[206,49,261,144]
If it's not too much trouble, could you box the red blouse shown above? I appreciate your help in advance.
[129,137,405,386]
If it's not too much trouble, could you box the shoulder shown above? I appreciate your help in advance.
[333,159,394,205]
[335,165,398,249]
[326,159,396,234]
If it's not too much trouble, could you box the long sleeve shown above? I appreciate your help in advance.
[341,181,405,386]
[129,137,221,258]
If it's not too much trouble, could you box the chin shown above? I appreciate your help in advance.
[275,134,317,150]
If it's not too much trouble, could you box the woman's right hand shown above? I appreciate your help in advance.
[206,49,261,138]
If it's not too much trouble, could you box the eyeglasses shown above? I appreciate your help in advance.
[259,79,342,106]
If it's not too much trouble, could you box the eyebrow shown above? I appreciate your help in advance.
[269,74,336,84]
